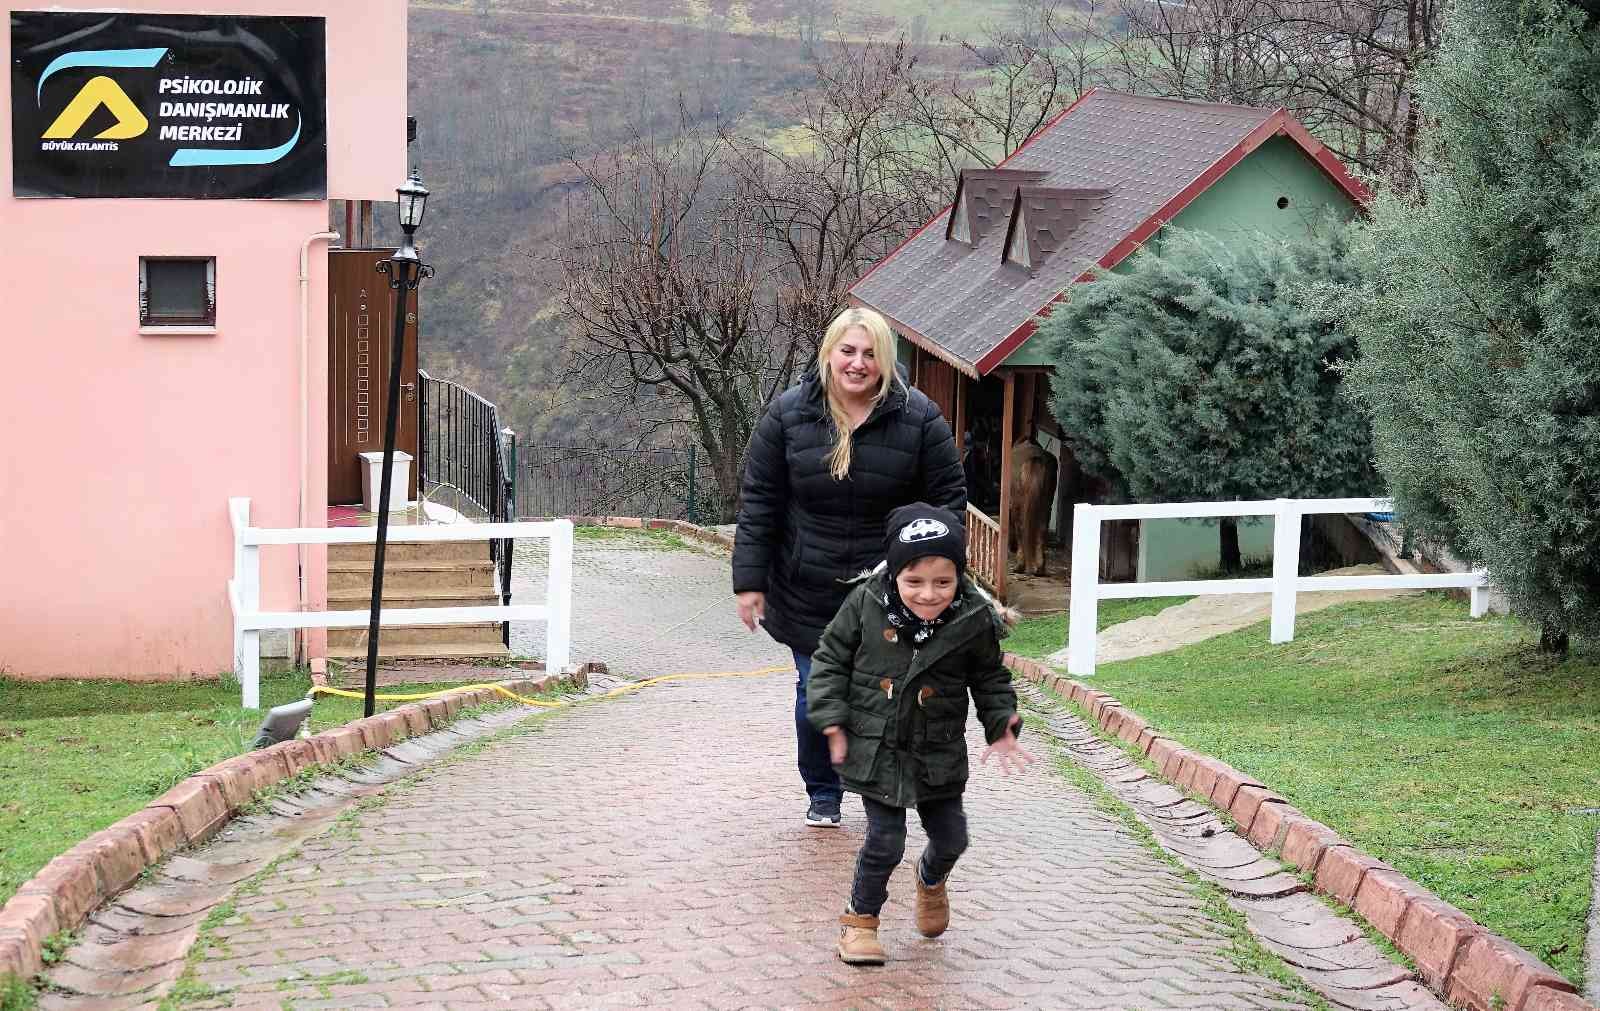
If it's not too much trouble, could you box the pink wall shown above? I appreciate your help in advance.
[0,2,406,679]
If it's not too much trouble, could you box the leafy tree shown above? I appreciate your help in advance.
[1330,0,1600,653]
[1045,225,1377,571]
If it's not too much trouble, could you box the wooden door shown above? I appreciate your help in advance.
[328,249,418,505]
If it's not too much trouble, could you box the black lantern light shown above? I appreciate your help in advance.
[396,169,429,237]
[363,170,436,717]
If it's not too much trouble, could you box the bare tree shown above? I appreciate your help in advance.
[1112,0,1440,187]
[717,5,1133,352]
[554,125,803,519]
[721,36,943,364]
[551,0,1442,513]
[896,0,1132,174]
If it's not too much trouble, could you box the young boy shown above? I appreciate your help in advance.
[806,502,1034,965]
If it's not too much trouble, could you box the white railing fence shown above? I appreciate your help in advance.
[1066,497,1489,676]
[228,497,573,709]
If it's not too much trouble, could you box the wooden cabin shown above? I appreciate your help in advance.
[848,89,1368,600]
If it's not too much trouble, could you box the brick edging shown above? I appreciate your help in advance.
[1003,653,1595,1011]
[0,673,570,985]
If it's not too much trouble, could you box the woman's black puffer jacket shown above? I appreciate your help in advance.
[733,375,966,656]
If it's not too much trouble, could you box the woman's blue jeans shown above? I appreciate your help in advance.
[792,651,842,804]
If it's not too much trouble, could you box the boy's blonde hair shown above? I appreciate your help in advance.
[818,306,902,480]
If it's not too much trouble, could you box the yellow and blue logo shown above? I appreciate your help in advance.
[36,47,166,141]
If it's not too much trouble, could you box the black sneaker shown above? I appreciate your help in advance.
[806,797,842,828]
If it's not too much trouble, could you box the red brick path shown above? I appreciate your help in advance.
[184,674,1310,1010]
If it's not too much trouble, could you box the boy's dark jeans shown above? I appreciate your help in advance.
[851,795,968,917]
[792,652,842,805]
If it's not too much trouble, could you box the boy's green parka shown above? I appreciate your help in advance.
[806,573,1018,808]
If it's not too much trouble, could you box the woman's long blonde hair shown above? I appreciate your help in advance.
[818,306,902,480]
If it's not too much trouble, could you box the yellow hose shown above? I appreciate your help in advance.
[307,664,793,711]
[309,683,567,708]
[598,664,793,699]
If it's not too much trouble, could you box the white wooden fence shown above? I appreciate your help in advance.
[1066,497,1489,676]
[228,497,573,709]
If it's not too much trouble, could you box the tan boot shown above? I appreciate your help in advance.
[915,874,950,937]
[837,912,887,965]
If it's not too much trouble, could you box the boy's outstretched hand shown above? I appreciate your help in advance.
[822,726,848,766]
[980,715,1035,776]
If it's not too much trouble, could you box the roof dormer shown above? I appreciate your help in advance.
[1000,186,1112,274]
[945,168,1050,248]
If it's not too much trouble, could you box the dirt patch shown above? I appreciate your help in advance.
[1049,564,1419,667]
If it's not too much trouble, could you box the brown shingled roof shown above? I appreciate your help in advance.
[1001,186,1112,275]
[945,168,1049,247]
[848,89,1369,376]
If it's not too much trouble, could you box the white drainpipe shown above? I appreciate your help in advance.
[299,230,340,671]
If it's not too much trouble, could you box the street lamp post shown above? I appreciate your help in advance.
[364,170,434,718]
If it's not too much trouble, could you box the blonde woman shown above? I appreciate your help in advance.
[733,306,966,828]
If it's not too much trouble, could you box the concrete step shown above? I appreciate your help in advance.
[328,539,492,565]
[328,560,496,594]
[325,641,511,662]
[328,622,504,649]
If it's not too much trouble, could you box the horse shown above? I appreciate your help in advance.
[1007,438,1059,576]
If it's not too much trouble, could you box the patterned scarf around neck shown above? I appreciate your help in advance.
[880,572,964,646]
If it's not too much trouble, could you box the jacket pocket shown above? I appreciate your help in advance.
[787,529,809,582]
[919,719,969,787]
[840,711,886,782]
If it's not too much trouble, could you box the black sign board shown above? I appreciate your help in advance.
[10,12,326,199]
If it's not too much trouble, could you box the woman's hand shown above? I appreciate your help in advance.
[736,591,766,632]
[822,726,848,765]
[980,716,1035,777]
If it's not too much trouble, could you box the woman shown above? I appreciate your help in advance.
[733,306,966,828]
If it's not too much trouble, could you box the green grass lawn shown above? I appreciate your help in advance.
[573,525,689,550]
[1072,593,1600,986]
[0,669,511,909]
[1005,596,1194,659]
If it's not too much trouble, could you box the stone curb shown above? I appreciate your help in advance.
[1003,652,1593,1011]
[522,515,735,551]
[0,673,568,987]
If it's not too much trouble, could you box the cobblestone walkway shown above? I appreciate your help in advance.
[509,532,788,678]
[159,534,1319,1009]
[183,674,1312,1010]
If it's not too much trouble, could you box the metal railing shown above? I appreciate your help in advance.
[228,497,573,709]
[417,371,516,640]
[1066,497,1491,676]
[513,444,716,523]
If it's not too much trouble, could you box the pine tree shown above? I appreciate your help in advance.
[1044,225,1376,571]
[1332,0,1600,652]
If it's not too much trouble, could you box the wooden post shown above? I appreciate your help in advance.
[1018,372,1038,441]
[344,200,355,248]
[953,374,967,453]
[996,371,1016,602]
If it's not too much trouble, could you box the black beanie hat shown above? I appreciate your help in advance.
[885,503,966,580]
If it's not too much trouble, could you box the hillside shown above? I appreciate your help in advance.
[396,0,1019,446]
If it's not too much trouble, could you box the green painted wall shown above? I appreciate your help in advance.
[1164,135,1356,239]
[998,135,1357,367]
